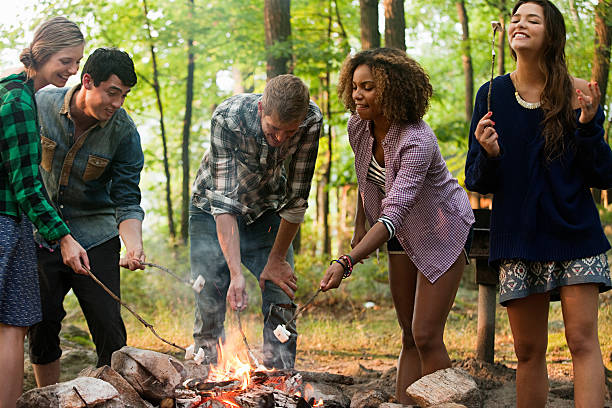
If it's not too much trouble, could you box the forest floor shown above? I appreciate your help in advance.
[22,288,612,407]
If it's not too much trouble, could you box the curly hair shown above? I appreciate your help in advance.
[510,0,575,160]
[337,48,433,124]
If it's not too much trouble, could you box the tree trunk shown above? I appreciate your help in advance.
[591,0,611,206]
[264,0,292,79]
[592,0,611,107]
[143,0,176,240]
[360,0,380,50]
[180,0,195,244]
[383,0,405,50]
[456,0,473,121]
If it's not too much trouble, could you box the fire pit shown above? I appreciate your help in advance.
[177,341,323,408]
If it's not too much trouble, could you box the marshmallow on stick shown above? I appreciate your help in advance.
[273,324,291,343]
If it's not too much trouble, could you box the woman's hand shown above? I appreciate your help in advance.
[319,260,345,292]
[576,82,600,124]
[474,111,500,158]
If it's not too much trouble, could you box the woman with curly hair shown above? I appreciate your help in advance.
[320,48,474,404]
[0,17,88,405]
[465,0,611,406]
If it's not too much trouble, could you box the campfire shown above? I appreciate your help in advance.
[177,338,323,408]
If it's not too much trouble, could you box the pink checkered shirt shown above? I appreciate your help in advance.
[348,115,474,283]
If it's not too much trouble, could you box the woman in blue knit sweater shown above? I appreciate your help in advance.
[465,0,611,406]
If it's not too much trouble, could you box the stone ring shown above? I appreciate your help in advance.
[586,102,593,109]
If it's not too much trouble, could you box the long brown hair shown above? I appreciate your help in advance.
[510,0,575,160]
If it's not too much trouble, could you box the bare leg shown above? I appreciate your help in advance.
[0,323,27,407]
[32,358,60,387]
[388,254,419,404]
[412,252,465,376]
[506,293,550,408]
[560,283,605,408]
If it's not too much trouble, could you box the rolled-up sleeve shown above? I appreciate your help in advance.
[111,128,145,224]
[279,110,322,223]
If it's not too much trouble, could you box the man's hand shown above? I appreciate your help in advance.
[59,234,90,275]
[227,274,248,311]
[259,255,298,299]
[119,245,146,270]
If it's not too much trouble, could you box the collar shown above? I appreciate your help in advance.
[60,84,110,128]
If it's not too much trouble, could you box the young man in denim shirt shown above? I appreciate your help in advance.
[190,74,322,369]
[28,48,146,386]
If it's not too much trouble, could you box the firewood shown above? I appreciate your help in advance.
[299,371,355,385]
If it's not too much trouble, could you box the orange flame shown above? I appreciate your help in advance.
[207,339,253,390]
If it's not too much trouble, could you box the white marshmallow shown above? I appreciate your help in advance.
[184,344,195,360]
[192,275,206,293]
[273,324,290,343]
[194,347,206,365]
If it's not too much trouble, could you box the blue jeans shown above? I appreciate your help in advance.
[189,204,297,369]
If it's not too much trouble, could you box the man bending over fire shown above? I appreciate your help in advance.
[189,74,322,369]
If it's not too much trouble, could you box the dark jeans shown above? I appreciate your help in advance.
[28,237,126,367]
[189,204,297,369]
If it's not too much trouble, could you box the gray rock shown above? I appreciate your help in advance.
[110,346,184,403]
[80,365,153,408]
[349,389,392,408]
[17,377,119,408]
[405,368,481,408]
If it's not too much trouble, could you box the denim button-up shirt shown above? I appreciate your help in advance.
[35,85,145,250]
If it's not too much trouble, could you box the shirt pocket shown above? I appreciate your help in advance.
[40,136,57,172]
[83,155,110,182]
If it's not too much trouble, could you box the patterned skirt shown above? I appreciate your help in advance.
[499,253,611,305]
[0,215,42,326]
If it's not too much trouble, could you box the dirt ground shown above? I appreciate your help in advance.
[25,326,612,407]
[296,354,612,407]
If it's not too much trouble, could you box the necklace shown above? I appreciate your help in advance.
[515,91,541,109]
[511,71,542,109]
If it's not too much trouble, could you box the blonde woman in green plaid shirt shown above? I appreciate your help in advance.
[0,17,87,405]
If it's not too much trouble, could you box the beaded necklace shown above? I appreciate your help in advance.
[511,71,542,109]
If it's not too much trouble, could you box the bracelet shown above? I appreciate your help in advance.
[330,258,351,279]
[339,254,354,279]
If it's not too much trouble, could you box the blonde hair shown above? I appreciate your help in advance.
[19,17,84,77]
[262,74,310,122]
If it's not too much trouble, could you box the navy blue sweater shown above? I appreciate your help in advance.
[465,74,612,263]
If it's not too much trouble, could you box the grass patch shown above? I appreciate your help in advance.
[60,235,612,375]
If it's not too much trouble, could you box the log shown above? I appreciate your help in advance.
[299,371,355,385]
[405,368,482,408]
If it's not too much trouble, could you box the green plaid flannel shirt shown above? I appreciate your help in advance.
[0,73,69,241]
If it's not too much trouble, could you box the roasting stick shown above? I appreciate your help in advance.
[141,261,190,284]
[83,266,186,352]
[236,310,263,369]
[487,21,502,111]
[286,287,322,326]
[141,261,206,293]
[274,288,322,343]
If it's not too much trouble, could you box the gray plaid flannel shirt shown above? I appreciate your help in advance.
[192,94,322,224]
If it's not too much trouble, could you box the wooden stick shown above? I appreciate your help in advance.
[487,21,502,112]
[236,310,261,368]
[141,261,192,285]
[284,288,322,327]
[84,266,186,352]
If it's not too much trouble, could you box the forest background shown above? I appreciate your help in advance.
[0,0,611,385]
